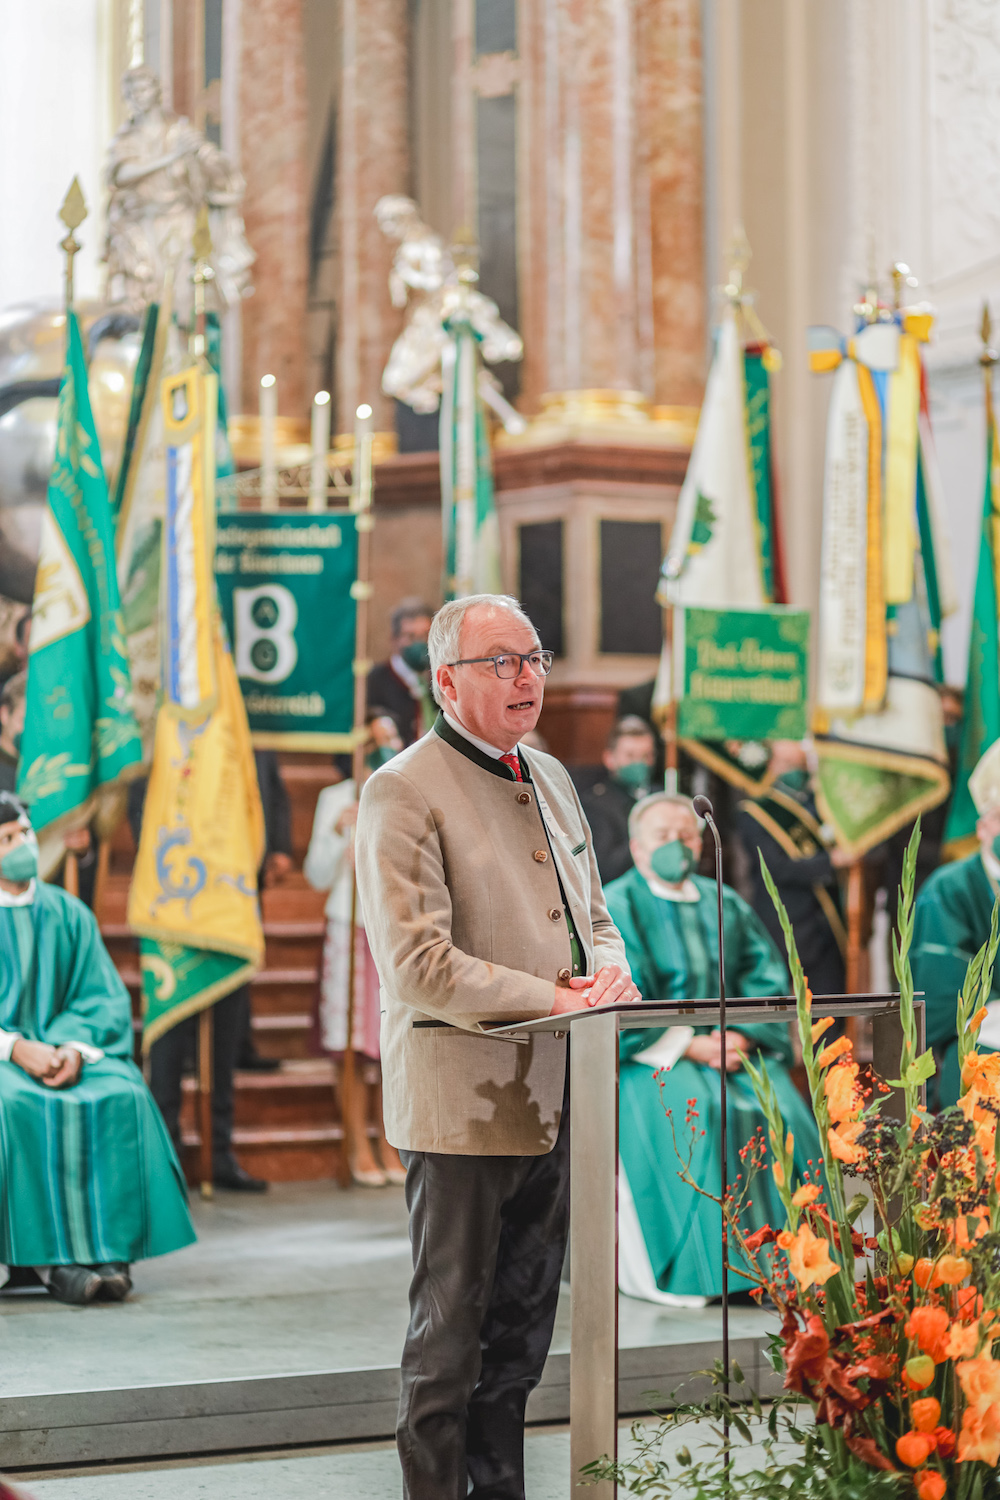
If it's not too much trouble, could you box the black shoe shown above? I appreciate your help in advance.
[48,1265,103,1305]
[213,1159,268,1192]
[238,1052,281,1072]
[94,1262,132,1301]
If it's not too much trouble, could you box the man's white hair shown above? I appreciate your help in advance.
[627,791,705,842]
[428,594,537,707]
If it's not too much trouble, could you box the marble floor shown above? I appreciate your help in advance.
[0,1182,772,1399]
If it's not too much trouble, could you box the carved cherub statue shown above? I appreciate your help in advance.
[105,66,254,316]
[375,195,523,427]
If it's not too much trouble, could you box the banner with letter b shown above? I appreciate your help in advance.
[215,513,359,750]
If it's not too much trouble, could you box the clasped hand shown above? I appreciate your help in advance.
[551,964,639,1015]
[684,1028,750,1072]
[10,1039,82,1088]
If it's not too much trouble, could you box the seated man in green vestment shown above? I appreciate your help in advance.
[0,794,195,1305]
[604,792,821,1306]
[911,742,1000,1109]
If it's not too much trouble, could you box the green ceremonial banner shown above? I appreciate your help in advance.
[677,605,810,742]
[945,402,1000,856]
[17,311,142,837]
[215,513,358,750]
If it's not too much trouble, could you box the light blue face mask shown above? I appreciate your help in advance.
[1,838,37,882]
[650,839,696,884]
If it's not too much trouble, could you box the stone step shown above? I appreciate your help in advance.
[180,1125,344,1183]
[181,1061,337,1130]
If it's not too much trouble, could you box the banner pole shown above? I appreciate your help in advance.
[341,403,375,1184]
[197,1007,214,1199]
[663,601,679,794]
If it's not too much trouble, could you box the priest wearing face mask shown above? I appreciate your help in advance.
[0,794,194,1305]
[304,709,407,1186]
[367,598,436,747]
[604,792,820,1305]
[577,715,657,883]
[912,738,1000,1109]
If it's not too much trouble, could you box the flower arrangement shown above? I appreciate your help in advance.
[586,826,1000,1497]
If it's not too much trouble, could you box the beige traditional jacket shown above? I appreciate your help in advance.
[355,716,629,1155]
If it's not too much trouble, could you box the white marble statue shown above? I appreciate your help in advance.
[105,67,254,316]
[375,195,524,429]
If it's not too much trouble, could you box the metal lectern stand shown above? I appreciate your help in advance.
[488,992,920,1500]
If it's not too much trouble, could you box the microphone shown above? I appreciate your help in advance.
[693,794,731,1445]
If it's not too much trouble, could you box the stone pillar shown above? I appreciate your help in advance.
[519,0,704,412]
[239,0,309,417]
[636,0,705,408]
[334,0,409,435]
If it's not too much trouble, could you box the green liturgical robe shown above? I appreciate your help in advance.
[0,882,195,1268]
[911,852,1000,1109]
[605,869,820,1301]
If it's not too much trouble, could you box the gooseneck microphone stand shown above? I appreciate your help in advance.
[692,793,730,1477]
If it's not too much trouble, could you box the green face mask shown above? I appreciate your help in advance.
[366,746,397,772]
[778,768,809,792]
[613,761,651,794]
[1,839,37,883]
[400,641,430,673]
[650,839,696,884]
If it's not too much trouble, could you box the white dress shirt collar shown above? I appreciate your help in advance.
[0,878,36,907]
[644,873,701,904]
[390,653,425,699]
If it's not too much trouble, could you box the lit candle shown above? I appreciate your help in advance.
[309,390,331,512]
[353,403,373,514]
[260,374,277,510]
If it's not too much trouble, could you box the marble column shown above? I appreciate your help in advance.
[519,0,704,411]
[334,0,409,434]
[238,0,309,417]
[636,0,705,408]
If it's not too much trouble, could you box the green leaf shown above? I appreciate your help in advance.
[845,1193,868,1224]
[731,1359,745,1386]
[886,1049,936,1089]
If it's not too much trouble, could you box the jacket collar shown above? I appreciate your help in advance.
[433,713,531,783]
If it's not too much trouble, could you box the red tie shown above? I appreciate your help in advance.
[499,752,523,782]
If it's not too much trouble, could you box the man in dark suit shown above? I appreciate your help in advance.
[577,716,656,883]
[367,598,435,746]
[736,740,848,997]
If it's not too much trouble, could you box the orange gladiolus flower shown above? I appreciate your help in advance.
[827,1121,866,1164]
[956,1353,1000,1408]
[969,1005,990,1032]
[792,1183,822,1207]
[906,1305,950,1363]
[896,1430,936,1467]
[825,1060,863,1123]
[958,1399,1000,1466]
[932,1254,971,1287]
[817,1035,853,1069]
[777,1220,839,1289]
[911,1397,941,1433]
[961,1050,1000,1095]
[945,1321,980,1360]
[915,1470,946,1500]
[811,1016,834,1043]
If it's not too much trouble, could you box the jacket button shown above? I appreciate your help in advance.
[516,791,531,805]
[548,908,562,922]
[557,967,571,982]
[533,849,548,862]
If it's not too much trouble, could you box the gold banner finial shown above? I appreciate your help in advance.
[58,177,88,310]
[980,300,997,371]
[724,223,752,300]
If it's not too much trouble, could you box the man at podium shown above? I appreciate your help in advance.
[605,792,820,1305]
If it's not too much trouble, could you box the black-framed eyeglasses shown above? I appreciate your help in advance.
[446,651,555,680]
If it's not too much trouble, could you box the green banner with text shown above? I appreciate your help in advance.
[215,513,358,750]
[677,605,810,742]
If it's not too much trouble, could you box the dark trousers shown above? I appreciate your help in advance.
[397,1094,570,1500]
[148,986,248,1166]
